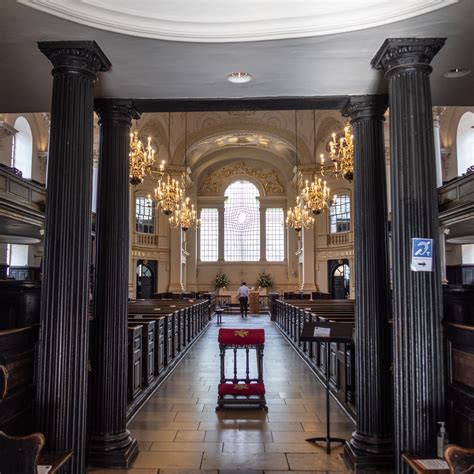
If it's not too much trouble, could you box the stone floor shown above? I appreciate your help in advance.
[89,313,354,473]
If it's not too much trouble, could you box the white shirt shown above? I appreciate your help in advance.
[237,285,250,298]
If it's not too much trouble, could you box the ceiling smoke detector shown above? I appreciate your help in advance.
[227,72,252,84]
[443,68,471,78]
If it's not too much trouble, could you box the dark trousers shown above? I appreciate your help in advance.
[239,297,248,317]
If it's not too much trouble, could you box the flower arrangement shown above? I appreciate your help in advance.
[256,270,274,289]
[214,271,230,290]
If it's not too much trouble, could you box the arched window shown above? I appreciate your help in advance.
[135,196,155,234]
[456,111,474,176]
[330,195,351,233]
[224,180,260,261]
[12,117,33,179]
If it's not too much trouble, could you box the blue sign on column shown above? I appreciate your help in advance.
[411,238,433,272]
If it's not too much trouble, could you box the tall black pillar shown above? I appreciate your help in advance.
[372,38,446,471]
[35,41,111,474]
[88,99,139,467]
[343,96,393,468]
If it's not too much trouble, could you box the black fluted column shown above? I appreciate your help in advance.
[87,100,139,467]
[372,38,446,471]
[35,41,111,474]
[343,95,393,468]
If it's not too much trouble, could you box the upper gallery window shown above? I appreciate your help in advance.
[456,111,474,176]
[200,208,219,262]
[224,180,260,261]
[330,195,351,233]
[12,116,33,179]
[265,208,284,261]
[135,196,155,234]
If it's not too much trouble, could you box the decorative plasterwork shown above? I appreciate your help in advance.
[0,121,17,138]
[199,161,284,196]
[17,1,458,43]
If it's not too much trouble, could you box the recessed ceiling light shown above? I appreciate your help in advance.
[227,72,252,84]
[443,68,471,78]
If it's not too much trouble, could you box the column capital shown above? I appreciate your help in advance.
[344,95,388,123]
[38,40,111,78]
[95,99,140,126]
[371,38,445,76]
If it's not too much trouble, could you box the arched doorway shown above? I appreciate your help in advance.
[136,261,155,299]
[328,259,350,299]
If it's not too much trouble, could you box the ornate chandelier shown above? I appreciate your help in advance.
[320,122,354,182]
[129,130,155,186]
[169,197,200,231]
[301,176,332,215]
[167,112,199,230]
[286,196,314,232]
[154,113,185,215]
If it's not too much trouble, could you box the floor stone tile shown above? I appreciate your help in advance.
[174,430,206,442]
[131,421,200,431]
[286,451,348,471]
[149,442,223,453]
[201,452,288,470]
[158,470,217,474]
[222,442,265,453]
[132,451,203,469]
[264,442,323,453]
[89,470,158,474]
[132,430,178,442]
[204,430,273,443]
[198,420,239,431]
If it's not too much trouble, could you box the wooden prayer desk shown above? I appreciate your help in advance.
[38,451,73,473]
[300,321,354,454]
[402,454,450,474]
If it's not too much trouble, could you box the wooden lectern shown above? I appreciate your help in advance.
[249,291,260,315]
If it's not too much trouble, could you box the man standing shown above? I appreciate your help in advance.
[237,282,250,318]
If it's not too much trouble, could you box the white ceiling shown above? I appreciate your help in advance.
[0,0,473,112]
[15,0,458,43]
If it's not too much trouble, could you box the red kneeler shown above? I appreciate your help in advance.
[216,328,267,410]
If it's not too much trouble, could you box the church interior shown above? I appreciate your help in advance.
[0,0,473,473]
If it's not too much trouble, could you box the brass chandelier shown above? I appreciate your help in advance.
[320,122,354,182]
[129,130,155,186]
[169,197,199,231]
[168,112,200,231]
[286,110,315,232]
[286,196,314,232]
[301,176,332,215]
[154,113,185,215]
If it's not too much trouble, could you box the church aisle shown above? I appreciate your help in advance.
[90,313,353,473]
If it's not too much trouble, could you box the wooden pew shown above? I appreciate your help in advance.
[0,326,37,435]
[127,325,143,401]
[274,299,356,416]
[128,320,155,386]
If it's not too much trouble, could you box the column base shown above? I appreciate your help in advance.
[88,430,139,468]
[343,432,393,470]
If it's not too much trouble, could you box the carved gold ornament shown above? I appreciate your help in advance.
[200,161,284,195]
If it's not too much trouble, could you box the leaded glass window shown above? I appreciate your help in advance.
[200,208,219,262]
[135,196,155,234]
[266,208,284,261]
[224,180,260,261]
[330,195,351,233]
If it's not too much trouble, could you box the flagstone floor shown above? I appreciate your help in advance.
[89,313,354,474]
